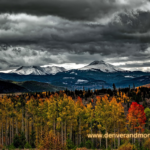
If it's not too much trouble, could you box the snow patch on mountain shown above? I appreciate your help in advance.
[70,72,78,75]
[75,79,88,84]
[124,76,134,78]
[63,77,75,79]
[63,82,68,84]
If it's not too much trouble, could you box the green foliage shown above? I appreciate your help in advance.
[85,140,92,149]
[72,146,77,150]
[78,142,84,148]
[30,130,36,148]
[19,132,26,148]
[7,143,15,150]
[107,146,111,150]
[24,142,32,149]
[135,139,140,149]
[66,139,75,149]
[143,138,150,150]
[144,108,150,129]
[13,134,20,148]
[144,128,149,134]
[13,132,26,148]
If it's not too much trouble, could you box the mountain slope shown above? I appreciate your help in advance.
[11,66,66,75]
[0,68,149,90]
[79,60,125,72]
[16,81,65,92]
[0,80,29,93]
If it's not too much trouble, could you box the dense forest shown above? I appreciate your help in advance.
[0,85,150,150]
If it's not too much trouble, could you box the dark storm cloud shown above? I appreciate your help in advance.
[1,10,150,49]
[1,0,150,70]
[0,0,147,21]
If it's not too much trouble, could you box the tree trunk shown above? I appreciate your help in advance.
[10,119,11,145]
[53,119,55,135]
[99,128,101,148]
[28,120,30,144]
[2,122,3,145]
[36,120,38,147]
[91,121,93,145]
[118,123,120,148]
[12,118,14,143]
[22,106,24,133]
[132,125,134,144]
[106,126,108,149]
[64,120,67,144]
[61,121,63,145]
[29,121,32,144]
[25,112,28,142]
[0,123,1,145]
[134,126,135,144]
[76,133,78,147]
[114,123,116,149]
[79,117,81,145]
[41,120,42,142]
[15,118,18,135]
[5,117,8,146]
[70,121,72,140]
[139,128,140,146]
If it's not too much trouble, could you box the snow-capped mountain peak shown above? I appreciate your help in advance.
[78,60,124,72]
[11,66,67,75]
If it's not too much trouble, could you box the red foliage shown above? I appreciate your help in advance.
[77,96,82,103]
[76,96,84,107]
[127,102,146,132]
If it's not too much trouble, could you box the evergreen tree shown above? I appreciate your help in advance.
[13,134,20,148]
[133,83,135,89]
[30,130,36,148]
[113,83,116,91]
[20,132,26,148]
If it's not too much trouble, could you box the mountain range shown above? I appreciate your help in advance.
[10,60,126,75]
[0,60,150,92]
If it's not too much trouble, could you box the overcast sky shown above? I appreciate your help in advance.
[1,0,150,72]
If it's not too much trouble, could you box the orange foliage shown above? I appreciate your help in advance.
[39,131,67,150]
[127,102,146,132]
[76,96,84,107]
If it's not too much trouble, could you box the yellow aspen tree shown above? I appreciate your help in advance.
[86,103,94,144]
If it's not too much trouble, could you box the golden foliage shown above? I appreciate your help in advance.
[144,138,150,150]
[118,142,137,150]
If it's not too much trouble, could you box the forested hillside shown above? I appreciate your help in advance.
[0,87,150,150]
